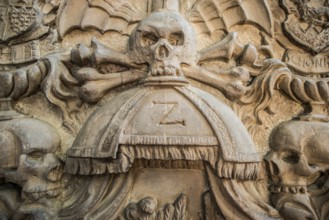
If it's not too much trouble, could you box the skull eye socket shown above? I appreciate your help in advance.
[26,151,44,162]
[168,32,184,46]
[281,150,300,164]
[141,32,159,47]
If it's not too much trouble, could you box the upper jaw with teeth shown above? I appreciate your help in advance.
[151,62,182,76]
[23,187,62,201]
[22,178,63,201]
[20,163,64,201]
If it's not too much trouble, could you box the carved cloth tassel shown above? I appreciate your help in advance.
[65,145,263,180]
[215,157,264,180]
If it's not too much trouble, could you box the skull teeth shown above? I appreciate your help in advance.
[269,185,307,194]
[152,66,182,76]
[23,187,61,201]
[25,192,45,201]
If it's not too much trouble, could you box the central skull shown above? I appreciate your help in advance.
[129,10,198,77]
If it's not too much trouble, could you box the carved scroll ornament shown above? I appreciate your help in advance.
[1,0,329,219]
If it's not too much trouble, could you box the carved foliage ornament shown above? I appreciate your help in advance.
[0,0,329,220]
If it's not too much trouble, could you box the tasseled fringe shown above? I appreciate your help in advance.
[215,158,264,180]
[64,150,135,175]
[65,145,263,180]
[120,145,218,165]
[133,159,205,169]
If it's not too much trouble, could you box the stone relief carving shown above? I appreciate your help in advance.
[118,194,188,220]
[0,0,329,219]
[281,0,329,53]
[266,120,329,220]
[0,116,63,219]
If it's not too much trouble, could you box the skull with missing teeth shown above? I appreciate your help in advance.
[129,10,198,77]
[0,119,64,217]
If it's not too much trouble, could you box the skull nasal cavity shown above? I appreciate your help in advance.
[157,45,169,60]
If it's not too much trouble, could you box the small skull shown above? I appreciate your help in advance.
[0,118,63,218]
[129,10,198,77]
[265,121,329,187]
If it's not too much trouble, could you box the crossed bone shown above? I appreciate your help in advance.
[71,31,259,103]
